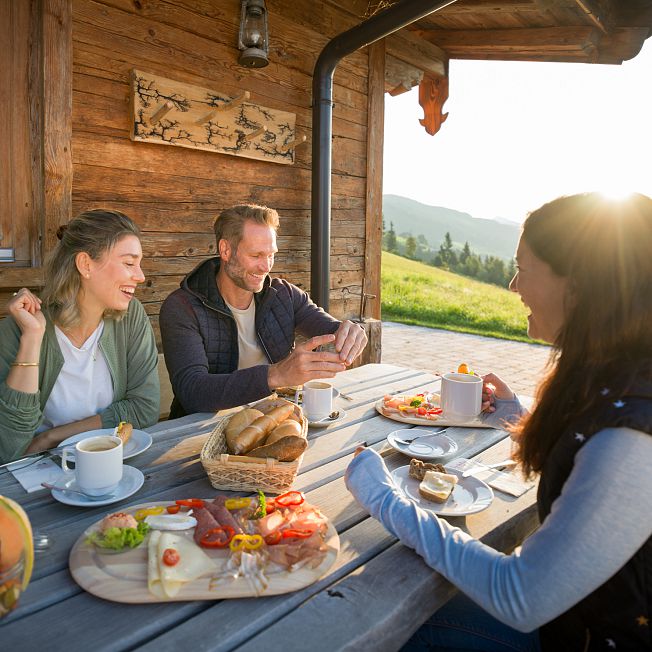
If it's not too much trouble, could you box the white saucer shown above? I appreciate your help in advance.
[308,410,347,428]
[387,429,458,460]
[391,465,493,517]
[50,465,144,507]
[60,428,152,460]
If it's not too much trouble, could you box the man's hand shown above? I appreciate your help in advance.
[268,334,346,389]
[333,320,367,365]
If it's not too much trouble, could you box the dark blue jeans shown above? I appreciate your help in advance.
[402,593,542,652]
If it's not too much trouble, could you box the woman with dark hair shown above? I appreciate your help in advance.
[346,192,652,651]
[0,209,159,464]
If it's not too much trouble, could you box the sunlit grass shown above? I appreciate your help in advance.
[381,251,537,343]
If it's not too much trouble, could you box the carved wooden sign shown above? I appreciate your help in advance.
[130,70,302,164]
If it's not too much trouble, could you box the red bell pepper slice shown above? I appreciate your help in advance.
[162,548,180,566]
[282,528,314,539]
[176,498,205,509]
[275,491,305,507]
[200,525,235,548]
[264,531,282,545]
[166,505,181,514]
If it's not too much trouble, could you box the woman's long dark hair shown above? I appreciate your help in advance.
[514,192,652,476]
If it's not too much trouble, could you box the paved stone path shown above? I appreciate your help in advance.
[381,322,551,397]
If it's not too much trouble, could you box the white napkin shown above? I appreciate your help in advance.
[447,458,535,498]
[8,456,66,493]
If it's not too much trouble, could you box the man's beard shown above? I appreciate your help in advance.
[223,254,266,292]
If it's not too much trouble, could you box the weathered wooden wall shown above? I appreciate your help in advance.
[70,0,379,345]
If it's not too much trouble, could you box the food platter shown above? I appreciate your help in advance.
[69,500,339,603]
[375,396,492,429]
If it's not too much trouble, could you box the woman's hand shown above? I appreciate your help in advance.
[481,372,515,413]
[8,288,46,337]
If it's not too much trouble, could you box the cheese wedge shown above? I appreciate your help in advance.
[419,470,458,504]
[148,531,217,598]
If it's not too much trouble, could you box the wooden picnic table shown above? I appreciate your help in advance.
[0,363,539,651]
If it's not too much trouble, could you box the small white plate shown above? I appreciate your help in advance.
[387,429,458,460]
[391,465,493,517]
[308,410,347,428]
[49,465,144,507]
[60,428,152,460]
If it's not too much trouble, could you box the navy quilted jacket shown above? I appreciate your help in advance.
[160,257,340,417]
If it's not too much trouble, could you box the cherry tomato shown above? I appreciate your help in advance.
[166,505,181,514]
[162,548,180,566]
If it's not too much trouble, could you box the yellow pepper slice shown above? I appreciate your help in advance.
[224,497,252,510]
[134,506,165,521]
[229,534,264,552]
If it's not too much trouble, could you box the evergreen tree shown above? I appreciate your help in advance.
[385,221,397,252]
[460,241,471,264]
[405,235,417,259]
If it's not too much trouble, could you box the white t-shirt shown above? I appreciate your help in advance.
[39,323,114,431]
[224,298,269,370]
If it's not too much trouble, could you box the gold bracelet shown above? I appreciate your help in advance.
[11,362,39,367]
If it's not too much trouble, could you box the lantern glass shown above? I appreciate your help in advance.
[238,0,269,68]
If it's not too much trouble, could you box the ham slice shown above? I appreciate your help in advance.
[204,496,243,534]
[192,507,220,546]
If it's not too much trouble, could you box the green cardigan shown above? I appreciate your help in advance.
[0,299,160,463]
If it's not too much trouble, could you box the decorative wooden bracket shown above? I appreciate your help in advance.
[130,70,299,165]
[418,72,449,137]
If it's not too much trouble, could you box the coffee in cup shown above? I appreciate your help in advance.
[300,381,333,421]
[61,435,123,496]
[440,372,482,421]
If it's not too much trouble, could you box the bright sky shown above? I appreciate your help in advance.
[383,39,652,223]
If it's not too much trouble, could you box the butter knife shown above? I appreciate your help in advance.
[0,446,67,471]
[462,459,517,478]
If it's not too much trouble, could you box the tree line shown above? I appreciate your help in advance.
[383,221,515,288]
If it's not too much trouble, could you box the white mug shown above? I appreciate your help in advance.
[61,435,123,496]
[300,381,333,421]
[440,372,482,421]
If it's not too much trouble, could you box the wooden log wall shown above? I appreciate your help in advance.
[68,0,379,347]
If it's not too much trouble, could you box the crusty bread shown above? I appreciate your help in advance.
[265,419,303,445]
[225,408,264,453]
[116,421,133,445]
[247,435,307,462]
[232,404,295,455]
[409,459,446,482]
[418,470,458,503]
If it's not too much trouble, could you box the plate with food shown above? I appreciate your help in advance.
[59,422,152,460]
[69,491,339,602]
[376,393,492,429]
[390,459,493,517]
[386,428,458,460]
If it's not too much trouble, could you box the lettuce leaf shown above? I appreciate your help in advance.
[86,521,150,550]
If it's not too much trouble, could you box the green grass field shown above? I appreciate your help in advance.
[381,251,534,342]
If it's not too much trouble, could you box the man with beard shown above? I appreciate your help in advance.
[159,204,367,418]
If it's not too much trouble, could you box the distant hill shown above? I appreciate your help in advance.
[383,195,520,261]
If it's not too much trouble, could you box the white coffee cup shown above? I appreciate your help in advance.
[300,381,333,421]
[61,435,123,496]
[440,372,483,421]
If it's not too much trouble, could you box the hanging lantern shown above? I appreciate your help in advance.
[238,0,269,68]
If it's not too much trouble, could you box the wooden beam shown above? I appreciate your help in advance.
[574,0,611,34]
[414,26,601,60]
[43,0,72,251]
[385,54,423,96]
[364,40,384,323]
[385,27,447,78]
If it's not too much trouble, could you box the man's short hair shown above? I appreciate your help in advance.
[213,204,280,250]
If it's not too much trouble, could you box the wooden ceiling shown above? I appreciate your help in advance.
[408,0,652,64]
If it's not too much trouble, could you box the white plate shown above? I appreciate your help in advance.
[391,465,493,517]
[308,410,347,428]
[50,465,144,507]
[387,429,458,460]
[60,428,153,460]
[375,398,492,429]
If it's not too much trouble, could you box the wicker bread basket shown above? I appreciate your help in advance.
[200,396,307,494]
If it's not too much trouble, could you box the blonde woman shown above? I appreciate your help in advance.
[0,210,159,464]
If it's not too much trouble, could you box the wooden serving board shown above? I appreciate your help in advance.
[375,398,493,429]
[69,501,339,603]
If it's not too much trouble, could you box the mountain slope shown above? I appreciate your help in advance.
[383,194,520,261]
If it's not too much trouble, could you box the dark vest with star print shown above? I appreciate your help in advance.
[537,380,652,651]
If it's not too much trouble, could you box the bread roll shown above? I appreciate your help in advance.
[247,436,307,462]
[232,404,294,455]
[265,419,303,445]
[116,422,133,445]
[225,408,264,453]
